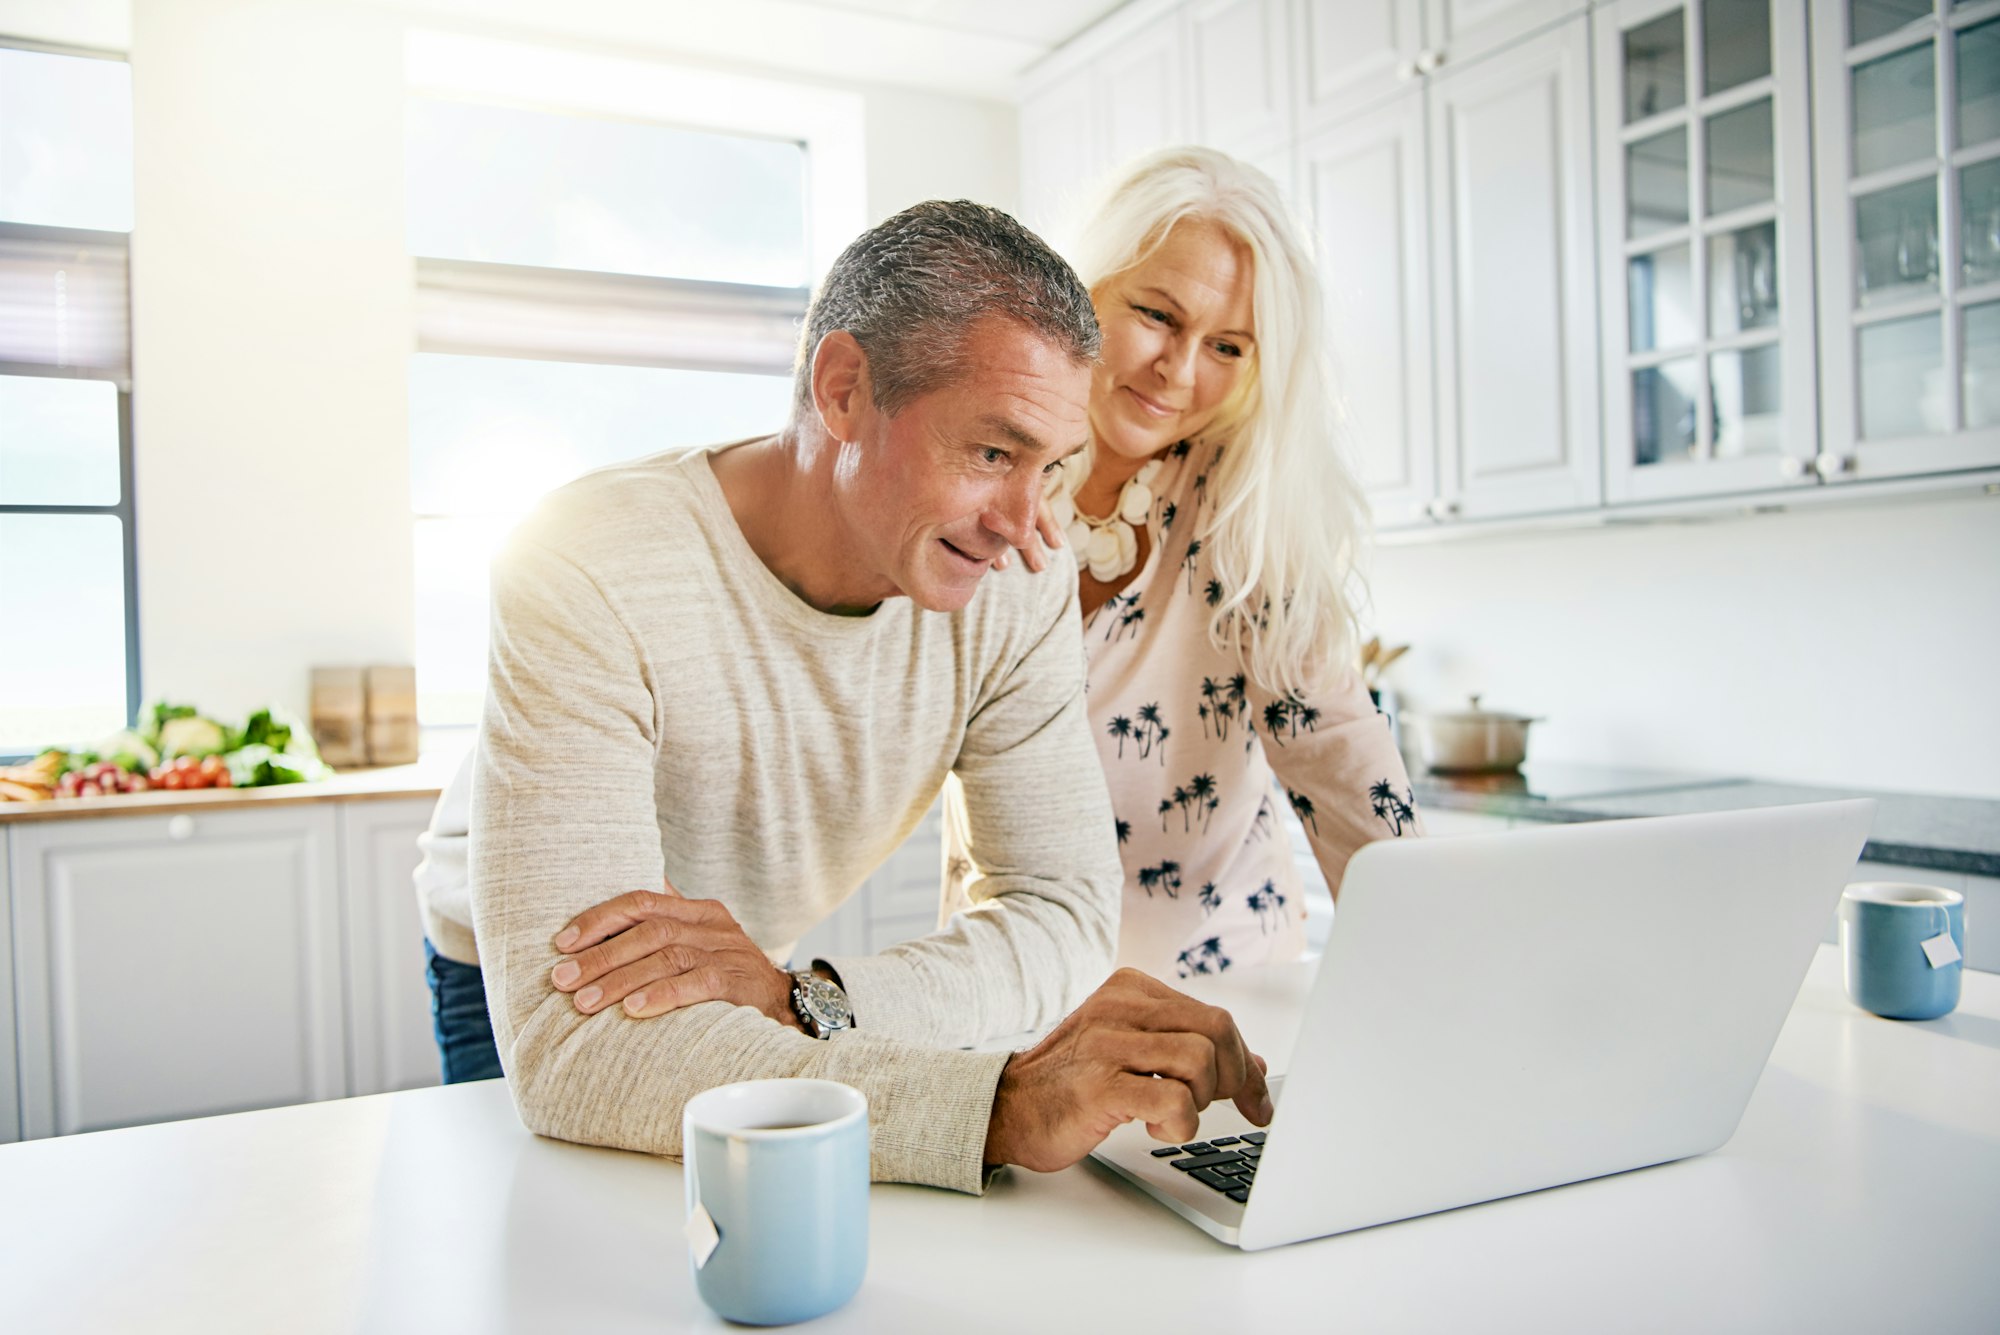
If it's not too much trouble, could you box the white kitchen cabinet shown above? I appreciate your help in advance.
[8,805,347,1139]
[1809,1,2000,483]
[1423,0,1585,72]
[1019,62,1103,244]
[1018,12,1190,246]
[0,829,18,1143]
[1597,0,1822,504]
[1304,10,1596,528]
[1429,14,1601,518]
[339,798,442,1097]
[1190,0,1294,159]
[1294,0,1584,135]
[1301,88,1439,528]
[1100,13,1191,172]
[1295,0,1427,131]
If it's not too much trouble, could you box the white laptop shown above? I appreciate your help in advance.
[1089,799,1876,1251]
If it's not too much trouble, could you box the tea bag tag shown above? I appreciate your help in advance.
[1922,931,1961,969]
[685,1200,721,1269]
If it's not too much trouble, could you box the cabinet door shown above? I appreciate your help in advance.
[340,799,442,1097]
[1599,0,1820,502]
[1296,0,1427,132]
[1300,90,1438,529]
[1098,13,1190,175]
[1019,63,1103,244]
[1190,0,1294,159]
[9,806,346,1138]
[1811,0,2000,480]
[1423,0,1584,71]
[0,829,18,1144]
[1429,13,1601,518]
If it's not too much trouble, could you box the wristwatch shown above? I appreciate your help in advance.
[788,969,854,1039]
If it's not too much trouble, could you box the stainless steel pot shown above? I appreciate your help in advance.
[1407,695,1542,773]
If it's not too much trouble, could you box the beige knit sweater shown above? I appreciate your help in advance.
[469,446,1122,1194]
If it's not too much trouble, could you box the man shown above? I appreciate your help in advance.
[435,201,1269,1192]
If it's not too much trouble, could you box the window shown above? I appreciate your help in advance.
[405,90,811,726]
[0,41,135,757]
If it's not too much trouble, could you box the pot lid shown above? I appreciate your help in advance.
[1423,694,1541,724]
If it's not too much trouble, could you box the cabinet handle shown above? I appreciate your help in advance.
[1779,456,1811,481]
[1415,48,1445,75]
[1397,59,1419,80]
[1425,497,1462,521]
[1811,452,1855,481]
[167,815,195,841]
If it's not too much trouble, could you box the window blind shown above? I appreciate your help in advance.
[0,223,129,379]
[413,257,806,376]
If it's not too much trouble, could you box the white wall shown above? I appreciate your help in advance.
[1368,491,2000,799]
[130,0,416,727]
[864,85,1018,220]
[5,0,1018,728]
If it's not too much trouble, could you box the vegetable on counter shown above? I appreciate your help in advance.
[0,700,341,804]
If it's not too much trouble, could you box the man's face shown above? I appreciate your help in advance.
[830,318,1092,613]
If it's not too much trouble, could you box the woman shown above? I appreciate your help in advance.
[973,145,1421,979]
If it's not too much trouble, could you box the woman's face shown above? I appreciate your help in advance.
[1089,219,1257,467]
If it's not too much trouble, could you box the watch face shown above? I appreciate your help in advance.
[802,977,852,1029]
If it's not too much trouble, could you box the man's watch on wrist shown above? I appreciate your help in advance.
[788,969,853,1039]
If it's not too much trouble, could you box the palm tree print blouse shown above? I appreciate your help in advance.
[1066,440,1420,980]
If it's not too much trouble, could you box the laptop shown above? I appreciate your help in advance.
[1089,799,1876,1251]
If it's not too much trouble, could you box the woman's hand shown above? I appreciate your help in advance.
[991,495,1067,574]
[548,884,803,1029]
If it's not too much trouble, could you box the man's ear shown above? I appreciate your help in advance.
[811,331,875,441]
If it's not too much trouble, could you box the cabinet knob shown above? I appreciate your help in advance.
[1397,60,1419,81]
[1812,452,1855,481]
[1415,48,1445,75]
[167,815,195,841]
[1778,456,1810,480]
[1424,497,1462,521]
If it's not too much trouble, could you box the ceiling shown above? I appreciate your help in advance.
[361,0,1135,99]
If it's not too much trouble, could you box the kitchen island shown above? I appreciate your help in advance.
[2,945,1994,1333]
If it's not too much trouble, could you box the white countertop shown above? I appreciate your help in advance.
[4,946,1996,1333]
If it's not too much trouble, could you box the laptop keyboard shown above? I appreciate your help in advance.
[1147,1132,1265,1203]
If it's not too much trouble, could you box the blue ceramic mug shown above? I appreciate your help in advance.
[1840,882,1965,1021]
[682,1078,869,1326]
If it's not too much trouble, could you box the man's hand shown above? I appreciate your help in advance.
[549,886,800,1030]
[982,969,1273,1173]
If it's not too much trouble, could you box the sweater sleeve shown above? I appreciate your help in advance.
[1246,665,1424,898]
[825,558,1123,1048]
[471,535,1008,1194]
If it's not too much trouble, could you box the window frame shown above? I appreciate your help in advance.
[0,34,139,764]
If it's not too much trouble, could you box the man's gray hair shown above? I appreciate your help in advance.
[793,200,1100,417]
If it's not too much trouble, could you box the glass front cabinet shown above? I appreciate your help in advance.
[1597,0,1820,503]
[1812,0,2000,481]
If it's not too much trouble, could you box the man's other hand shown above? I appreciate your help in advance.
[982,969,1273,1173]
[549,887,800,1030]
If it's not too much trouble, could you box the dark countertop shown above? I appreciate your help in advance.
[1411,762,2000,877]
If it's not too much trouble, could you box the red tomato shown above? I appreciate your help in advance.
[159,770,185,790]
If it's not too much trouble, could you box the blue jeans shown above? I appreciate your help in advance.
[424,939,504,1084]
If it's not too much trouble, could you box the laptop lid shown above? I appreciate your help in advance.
[1235,799,1874,1251]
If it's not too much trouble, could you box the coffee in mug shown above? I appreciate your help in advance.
[1839,882,1965,1021]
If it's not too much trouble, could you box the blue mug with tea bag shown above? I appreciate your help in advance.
[1839,882,1965,1021]
[682,1079,869,1325]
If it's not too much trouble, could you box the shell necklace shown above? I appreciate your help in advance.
[1048,454,1164,582]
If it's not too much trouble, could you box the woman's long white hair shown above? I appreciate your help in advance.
[1067,145,1370,699]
